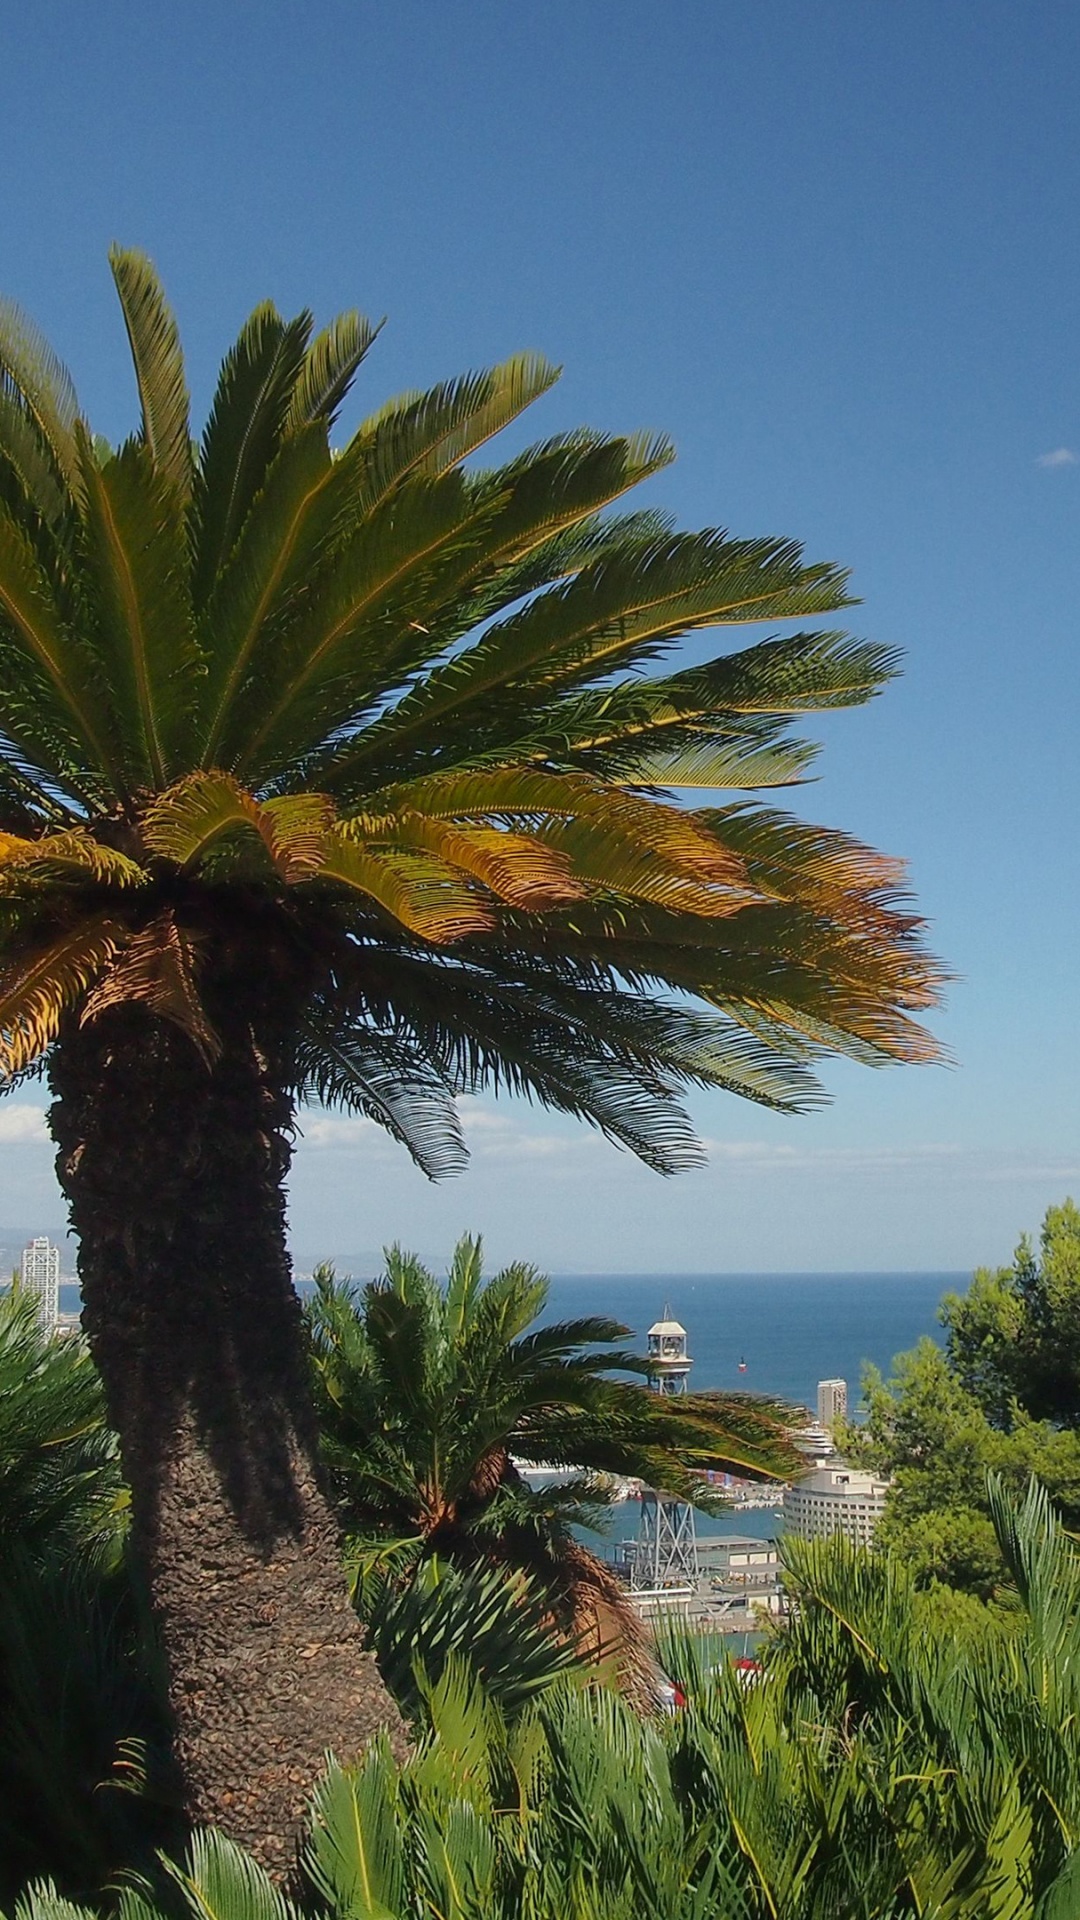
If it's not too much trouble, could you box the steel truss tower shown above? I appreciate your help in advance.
[631,1308,699,1591]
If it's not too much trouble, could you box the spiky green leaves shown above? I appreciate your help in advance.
[0,250,942,1168]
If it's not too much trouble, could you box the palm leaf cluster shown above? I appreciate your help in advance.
[0,1291,172,1905]
[0,249,939,1168]
[0,1285,118,1551]
[14,1480,1080,1919]
[306,1237,798,1542]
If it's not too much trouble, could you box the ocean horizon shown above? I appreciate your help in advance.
[58,1265,963,1416]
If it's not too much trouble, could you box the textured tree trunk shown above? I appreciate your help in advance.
[48,1002,407,1872]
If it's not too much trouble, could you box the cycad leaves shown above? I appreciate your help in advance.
[142,773,333,883]
[191,303,312,607]
[0,502,121,799]
[108,247,194,502]
[0,297,81,498]
[77,436,201,787]
[0,918,125,1077]
[286,311,381,433]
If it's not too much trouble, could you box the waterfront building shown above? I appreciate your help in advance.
[783,1464,890,1547]
[816,1377,848,1429]
[20,1236,60,1332]
[633,1310,699,1590]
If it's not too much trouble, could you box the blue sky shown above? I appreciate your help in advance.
[0,1,1077,1271]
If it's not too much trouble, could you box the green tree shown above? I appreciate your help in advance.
[307,1236,797,1687]
[0,250,940,1856]
[846,1225,1080,1605]
[945,1199,1080,1427]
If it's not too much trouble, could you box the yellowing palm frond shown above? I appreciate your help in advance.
[0,829,146,892]
[0,918,126,1077]
[80,913,219,1063]
[318,836,495,942]
[142,772,334,883]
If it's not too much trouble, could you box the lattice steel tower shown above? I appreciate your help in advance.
[632,1309,699,1589]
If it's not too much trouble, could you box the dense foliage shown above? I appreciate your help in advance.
[10,1475,1080,1917]
[844,1201,1080,1620]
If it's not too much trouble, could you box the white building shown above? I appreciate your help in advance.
[783,1464,890,1548]
[20,1236,60,1332]
[816,1377,848,1429]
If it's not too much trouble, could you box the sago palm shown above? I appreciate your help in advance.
[0,248,939,1858]
[308,1238,798,1692]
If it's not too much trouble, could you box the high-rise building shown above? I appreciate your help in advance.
[817,1377,848,1429]
[20,1236,60,1332]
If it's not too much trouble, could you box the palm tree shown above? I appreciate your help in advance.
[0,248,940,1857]
[307,1238,798,1691]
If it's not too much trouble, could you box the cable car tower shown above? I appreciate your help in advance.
[632,1309,699,1591]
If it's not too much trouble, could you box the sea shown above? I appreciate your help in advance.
[58,1265,962,1548]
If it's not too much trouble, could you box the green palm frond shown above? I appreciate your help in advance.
[286,310,382,433]
[232,470,506,777]
[195,425,335,763]
[295,1017,465,1179]
[76,435,201,786]
[108,247,193,502]
[343,353,560,509]
[0,501,123,799]
[164,1827,302,1920]
[191,303,312,607]
[0,297,81,496]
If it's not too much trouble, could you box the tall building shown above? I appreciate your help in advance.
[783,1464,890,1548]
[817,1377,848,1429]
[632,1311,699,1590]
[20,1236,60,1332]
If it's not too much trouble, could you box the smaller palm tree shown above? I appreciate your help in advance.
[306,1235,797,1684]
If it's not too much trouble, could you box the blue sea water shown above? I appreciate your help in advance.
[60,1269,962,1415]
[541,1271,963,1414]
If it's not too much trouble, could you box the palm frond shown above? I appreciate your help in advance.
[164,1826,302,1920]
[318,836,495,941]
[0,297,81,496]
[196,424,334,764]
[233,471,505,778]
[285,310,382,432]
[108,247,194,502]
[80,913,219,1063]
[76,434,201,786]
[0,828,146,893]
[191,302,311,607]
[141,772,333,883]
[0,917,125,1078]
[0,500,124,798]
[341,354,560,514]
[295,1015,465,1178]
[0,387,73,536]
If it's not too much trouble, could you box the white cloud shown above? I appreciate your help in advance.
[1037,447,1077,468]
[0,1105,49,1144]
[298,1114,388,1152]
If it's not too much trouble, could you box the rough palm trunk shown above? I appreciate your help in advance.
[48,998,406,1871]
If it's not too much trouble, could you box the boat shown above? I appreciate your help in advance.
[737,1356,747,1373]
